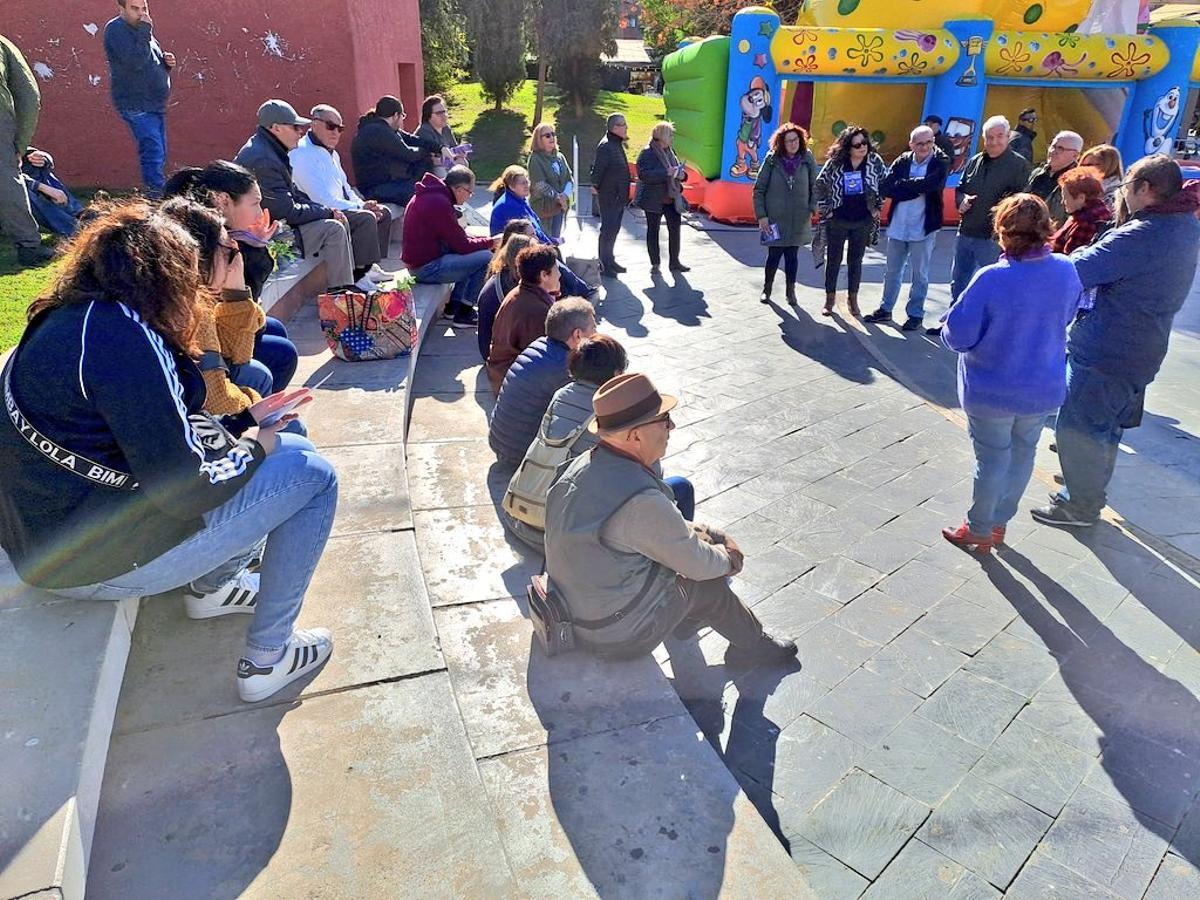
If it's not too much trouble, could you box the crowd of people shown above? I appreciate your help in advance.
[1,6,1199,681]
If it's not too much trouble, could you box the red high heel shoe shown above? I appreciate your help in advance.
[942,522,994,554]
[992,525,1006,546]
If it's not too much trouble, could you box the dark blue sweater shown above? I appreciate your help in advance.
[103,17,170,113]
[942,248,1082,417]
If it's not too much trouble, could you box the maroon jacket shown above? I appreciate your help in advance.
[1050,197,1112,255]
[401,173,494,270]
[486,283,555,394]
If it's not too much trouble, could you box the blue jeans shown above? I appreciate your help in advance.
[1054,361,1142,519]
[950,234,1001,301]
[881,233,937,318]
[414,248,493,305]
[665,476,695,521]
[254,316,298,391]
[965,413,1048,533]
[118,110,167,197]
[25,170,83,237]
[49,435,338,657]
[545,211,565,239]
[228,358,274,398]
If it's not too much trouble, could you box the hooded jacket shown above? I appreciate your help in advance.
[400,172,494,271]
[350,113,441,195]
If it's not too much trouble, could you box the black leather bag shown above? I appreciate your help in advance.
[528,574,575,657]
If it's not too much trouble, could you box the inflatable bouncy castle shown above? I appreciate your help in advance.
[664,1,1200,223]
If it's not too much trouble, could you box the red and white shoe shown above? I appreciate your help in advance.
[941,522,994,554]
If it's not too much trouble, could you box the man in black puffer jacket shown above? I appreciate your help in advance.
[350,95,442,206]
[489,298,598,467]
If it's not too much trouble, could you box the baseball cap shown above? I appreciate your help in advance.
[257,99,312,128]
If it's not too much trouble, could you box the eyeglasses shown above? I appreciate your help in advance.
[1120,177,1142,192]
[1049,144,1077,153]
[646,412,673,428]
[317,120,345,132]
[290,124,309,133]
[849,141,868,149]
[913,139,934,146]
[543,131,556,138]
[432,108,448,116]
[218,242,240,264]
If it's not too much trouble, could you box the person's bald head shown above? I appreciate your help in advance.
[910,125,935,161]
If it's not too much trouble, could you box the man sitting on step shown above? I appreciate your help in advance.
[543,373,799,668]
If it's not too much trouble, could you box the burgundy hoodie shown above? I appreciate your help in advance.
[401,172,495,270]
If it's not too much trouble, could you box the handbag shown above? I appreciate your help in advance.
[528,573,576,657]
[318,285,416,362]
[811,216,828,269]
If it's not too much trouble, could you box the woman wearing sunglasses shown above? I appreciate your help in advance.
[527,123,574,240]
[815,125,888,317]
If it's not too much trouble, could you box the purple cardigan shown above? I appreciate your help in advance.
[942,248,1082,417]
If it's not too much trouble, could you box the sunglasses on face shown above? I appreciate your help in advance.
[849,141,868,149]
[317,120,345,132]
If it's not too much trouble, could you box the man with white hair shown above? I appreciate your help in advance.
[947,115,1031,303]
[868,125,949,331]
[290,103,392,277]
[1026,130,1082,226]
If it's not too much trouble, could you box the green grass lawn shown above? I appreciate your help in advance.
[0,238,58,352]
[447,80,665,183]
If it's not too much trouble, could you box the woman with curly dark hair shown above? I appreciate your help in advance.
[752,123,817,305]
[939,193,1082,553]
[0,200,338,702]
[814,125,888,316]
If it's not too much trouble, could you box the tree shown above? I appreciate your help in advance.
[530,0,619,119]
[419,0,469,96]
[464,0,529,109]
[640,0,805,55]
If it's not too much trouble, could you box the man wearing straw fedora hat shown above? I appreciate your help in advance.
[544,374,798,667]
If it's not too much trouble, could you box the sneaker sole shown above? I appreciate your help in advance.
[238,645,333,703]
[1030,510,1096,528]
[186,603,256,620]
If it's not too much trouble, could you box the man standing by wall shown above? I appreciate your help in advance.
[591,114,632,277]
[0,33,51,266]
[104,0,174,197]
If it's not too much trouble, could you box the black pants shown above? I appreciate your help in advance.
[598,198,625,267]
[644,202,682,267]
[365,178,417,207]
[764,245,799,291]
[825,218,872,295]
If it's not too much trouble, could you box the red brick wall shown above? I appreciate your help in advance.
[2,0,424,189]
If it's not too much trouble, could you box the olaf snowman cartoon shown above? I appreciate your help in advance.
[1144,86,1181,155]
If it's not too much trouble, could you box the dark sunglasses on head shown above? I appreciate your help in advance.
[318,120,345,132]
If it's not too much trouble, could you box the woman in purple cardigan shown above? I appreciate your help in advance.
[940,193,1083,553]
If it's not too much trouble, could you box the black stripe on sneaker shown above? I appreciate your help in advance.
[233,589,247,607]
[288,647,302,674]
[221,590,236,607]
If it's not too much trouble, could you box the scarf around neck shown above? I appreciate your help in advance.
[652,141,680,201]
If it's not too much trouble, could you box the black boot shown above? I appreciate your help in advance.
[760,281,773,304]
[785,283,797,306]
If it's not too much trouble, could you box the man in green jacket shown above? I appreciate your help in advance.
[0,34,51,267]
[948,115,1030,301]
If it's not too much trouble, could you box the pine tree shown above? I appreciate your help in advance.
[464,0,529,109]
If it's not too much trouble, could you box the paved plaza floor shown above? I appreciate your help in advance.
[87,210,1200,897]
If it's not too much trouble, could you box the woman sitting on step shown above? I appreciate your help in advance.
[0,199,338,703]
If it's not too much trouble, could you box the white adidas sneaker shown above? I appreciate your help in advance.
[237,628,334,703]
[364,263,392,283]
[184,570,259,620]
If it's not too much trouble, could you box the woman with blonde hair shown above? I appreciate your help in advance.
[527,122,574,239]
[1078,144,1123,208]
[477,231,536,360]
[635,121,689,272]
[489,164,560,246]
[939,193,1082,553]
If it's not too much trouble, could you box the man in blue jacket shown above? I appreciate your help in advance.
[1034,156,1200,528]
[103,0,174,196]
[489,298,597,467]
[867,126,948,331]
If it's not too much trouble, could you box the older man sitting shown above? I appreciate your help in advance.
[544,373,798,667]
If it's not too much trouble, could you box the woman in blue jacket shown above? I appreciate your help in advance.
[940,194,1082,553]
[0,200,338,703]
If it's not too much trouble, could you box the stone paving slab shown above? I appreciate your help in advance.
[90,677,516,899]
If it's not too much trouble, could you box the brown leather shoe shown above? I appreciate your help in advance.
[847,293,861,317]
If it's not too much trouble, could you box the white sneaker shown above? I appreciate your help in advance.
[365,263,391,283]
[237,628,334,703]
[184,570,259,619]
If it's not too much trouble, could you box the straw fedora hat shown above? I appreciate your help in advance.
[589,373,678,435]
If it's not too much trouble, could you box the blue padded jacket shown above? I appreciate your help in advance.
[488,338,570,466]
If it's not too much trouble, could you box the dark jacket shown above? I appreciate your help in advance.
[477,270,518,360]
[933,130,955,165]
[0,301,263,589]
[882,149,949,237]
[752,150,817,246]
[635,144,686,212]
[103,17,170,113]
[956,148,1031,239]
[1027,161,1076,227]
[234,127,332,227]
[489,337,571,466]
[350,114,440,195]
[1069,193,1200,386]
[1010,124,1037,162]
[590,133,631,208]
[400,172,494,271]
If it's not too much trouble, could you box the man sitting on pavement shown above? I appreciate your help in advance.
[350,95,442,207]
[235,99,386,292]
[486,244,561,393]
[867,125,948,332]
[489,298,598,468]
[289,103,393,274]
[1033,156,1200,529]
[401,165,496,327]
[1026,130,1082,227]
[543,373,798,668]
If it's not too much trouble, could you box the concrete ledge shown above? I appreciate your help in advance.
[259,256,327,322]
[0,552,138,900]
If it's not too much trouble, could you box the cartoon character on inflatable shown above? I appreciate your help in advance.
[729,75,773,179]
[1144,85,1181,155]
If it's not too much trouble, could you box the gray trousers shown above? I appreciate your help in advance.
[298,218,355,288]
[344,207,390,269]
[0,126,41,251]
